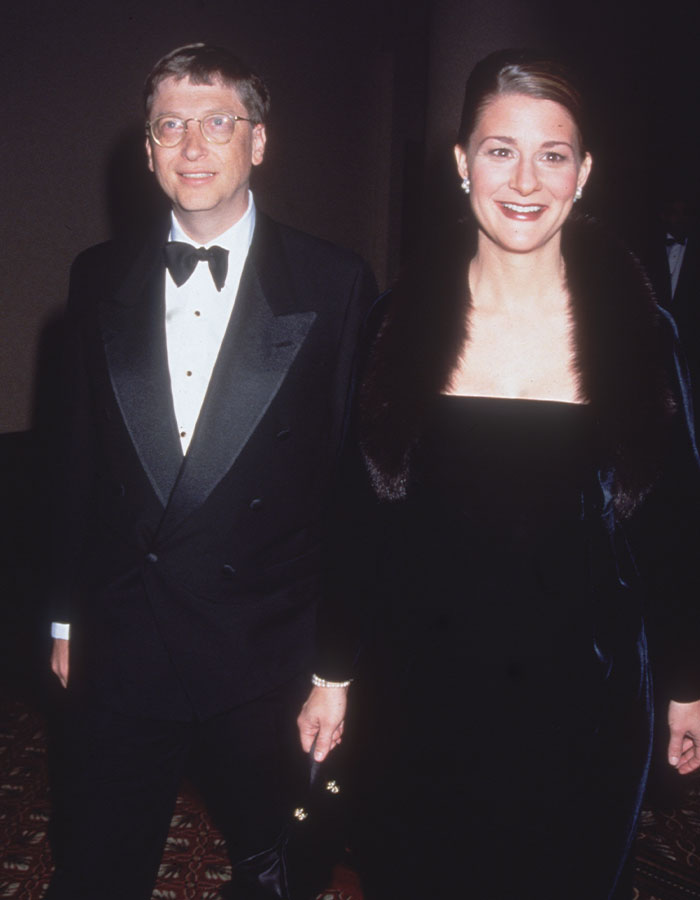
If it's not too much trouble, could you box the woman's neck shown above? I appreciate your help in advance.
[468,235,568,316]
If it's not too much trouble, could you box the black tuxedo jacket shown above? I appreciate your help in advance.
[50,212,376,720]
[668,237,700,394]
[641,230,700,426]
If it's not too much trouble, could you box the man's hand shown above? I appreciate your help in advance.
[297,684,348,762]
[51,638,70,688]
[668,699,700,774]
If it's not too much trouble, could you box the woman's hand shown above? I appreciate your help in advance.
[668,699,700,774]
[297,684,348,761]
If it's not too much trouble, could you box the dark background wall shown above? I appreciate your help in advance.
[1,0,698,434]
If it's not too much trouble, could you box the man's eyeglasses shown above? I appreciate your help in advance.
[146,113,255,148]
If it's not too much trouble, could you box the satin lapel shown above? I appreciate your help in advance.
[160,258,316,535]
[100,237,183,507]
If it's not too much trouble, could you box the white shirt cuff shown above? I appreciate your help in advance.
[51,622,71,640]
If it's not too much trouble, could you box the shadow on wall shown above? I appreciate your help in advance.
[8,128,169,677]
[106,123,171,237]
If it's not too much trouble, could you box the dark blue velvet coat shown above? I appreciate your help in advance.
[314,214,700,899]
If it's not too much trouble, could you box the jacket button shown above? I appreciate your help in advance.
[222,565,236,579]
[276,427,292,440]
[249,498,264,511]
[145,552,158,563]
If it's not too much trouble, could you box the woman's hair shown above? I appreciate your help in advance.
[456,49,588,156]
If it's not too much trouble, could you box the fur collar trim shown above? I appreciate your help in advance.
[359,214,675,518]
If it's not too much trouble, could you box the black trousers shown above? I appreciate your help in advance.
[46,676,307,900]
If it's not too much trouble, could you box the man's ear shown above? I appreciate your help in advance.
[145,136,155,173]
[251,124,267,167]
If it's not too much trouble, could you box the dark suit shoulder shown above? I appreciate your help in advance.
[69,239,118,282]
[255,214,372,283]
[64,242,116,320]
[65,243,122,323]
[251,213,377,318]
[273,219,366,270]
[70,222,166,285]
[67,222,169,318]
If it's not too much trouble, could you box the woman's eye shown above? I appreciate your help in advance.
[488,147,512,158]
[542,151,566,162]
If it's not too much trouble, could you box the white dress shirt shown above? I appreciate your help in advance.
[166,193,256,452]
[52,193,257,640]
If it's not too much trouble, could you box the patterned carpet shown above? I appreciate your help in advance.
[2,687,700,900]
[635,801,700,900]
[0,687,360,900]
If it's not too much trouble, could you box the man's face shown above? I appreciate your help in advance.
[145,76,266,241]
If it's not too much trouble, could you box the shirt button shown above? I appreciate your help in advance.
[194,310,201,317]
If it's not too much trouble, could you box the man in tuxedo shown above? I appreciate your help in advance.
[641,191,700,424]
[46,43,375,900]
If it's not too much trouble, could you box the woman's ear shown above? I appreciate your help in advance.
[577,152,593,191]
[454,144,469,180]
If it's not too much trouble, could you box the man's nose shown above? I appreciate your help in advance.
[180,121,208,159]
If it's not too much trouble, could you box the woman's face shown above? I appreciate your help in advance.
[454,92,592,256]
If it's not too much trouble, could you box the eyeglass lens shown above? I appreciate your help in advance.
[151,115,237,146]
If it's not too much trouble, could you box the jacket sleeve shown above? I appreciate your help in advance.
[632,307,700,702]
[45,252,99,628]
[314,294,391,681]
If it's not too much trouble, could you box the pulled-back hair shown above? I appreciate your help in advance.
[144,43,270,123]
[456,49,588,157]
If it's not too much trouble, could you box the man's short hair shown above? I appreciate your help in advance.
[144,43,270,124]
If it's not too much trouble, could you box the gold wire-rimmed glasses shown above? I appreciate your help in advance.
[146,113,254,147]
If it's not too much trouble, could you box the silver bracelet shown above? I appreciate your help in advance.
[311,673,352,688]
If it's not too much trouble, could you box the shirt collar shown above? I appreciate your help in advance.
[169,190,257,255]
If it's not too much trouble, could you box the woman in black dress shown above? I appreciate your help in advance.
[298,50,700,899]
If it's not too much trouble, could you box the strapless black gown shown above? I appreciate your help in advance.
[354,397,650,900]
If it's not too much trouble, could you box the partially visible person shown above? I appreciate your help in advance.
[45,43,375,900]
[640,188,700,424]
[298,49,700,900]
[634,185,700,806]
[645,190,700,308]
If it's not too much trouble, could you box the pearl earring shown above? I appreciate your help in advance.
[461,177,470,195]
[574,186,582,202]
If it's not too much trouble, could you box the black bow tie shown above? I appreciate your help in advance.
[164,242,229,292]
